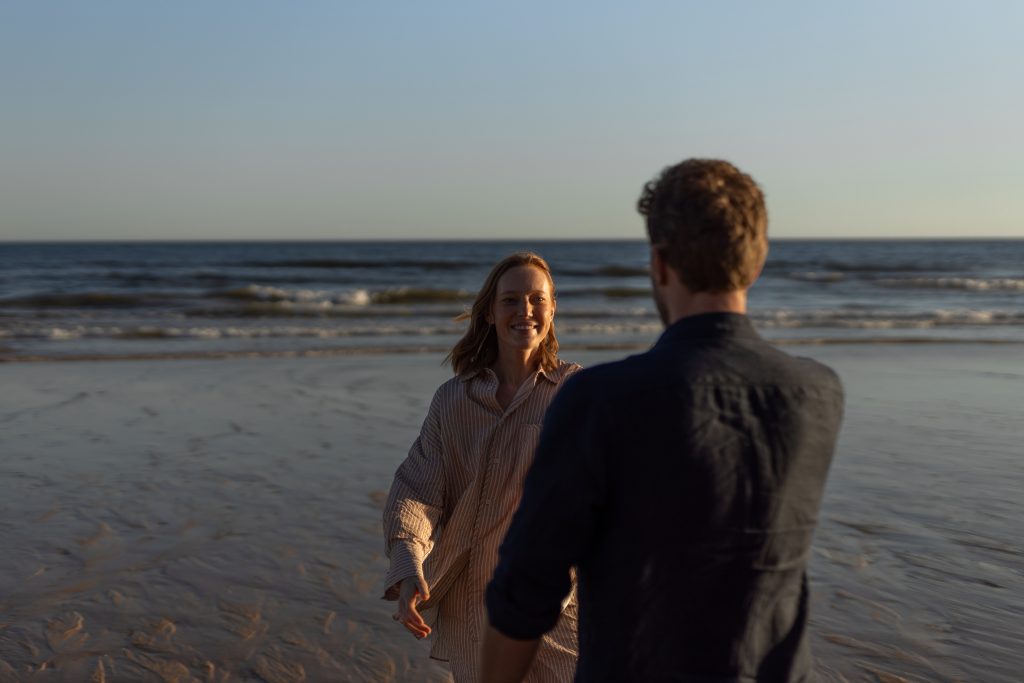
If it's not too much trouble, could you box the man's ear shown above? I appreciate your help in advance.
[650,247,670,287]
[749,259,765,287]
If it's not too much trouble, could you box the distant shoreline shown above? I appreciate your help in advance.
[3,337,1022,364]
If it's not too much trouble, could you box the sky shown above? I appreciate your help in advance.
[1,1,1022,241]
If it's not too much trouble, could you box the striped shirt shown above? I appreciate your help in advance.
[383,360,581,682]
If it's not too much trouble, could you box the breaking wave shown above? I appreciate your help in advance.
[786,272,846,283]
[754,309,1024,329]
[764,259,959,273]
[872,277,1024,292]
[562,265,649,277]
[210,285,472,306]
[560,286,651,298]
[234,258,478,270]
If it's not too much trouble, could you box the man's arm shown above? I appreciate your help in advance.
[483,373,607,677]
[480,623,540,683]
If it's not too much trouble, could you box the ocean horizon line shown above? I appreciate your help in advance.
[2,236,1024,246]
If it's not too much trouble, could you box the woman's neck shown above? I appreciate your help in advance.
[492,348,541,389]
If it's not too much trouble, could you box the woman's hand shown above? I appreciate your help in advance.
[392,577,431,639]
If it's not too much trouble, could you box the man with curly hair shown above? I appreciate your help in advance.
[482,159,845,682]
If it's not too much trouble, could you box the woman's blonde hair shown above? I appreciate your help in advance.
[446,252,559,376]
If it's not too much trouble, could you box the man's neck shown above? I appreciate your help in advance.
[663,290,747,327]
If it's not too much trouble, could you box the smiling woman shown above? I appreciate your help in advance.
[447,252,560,383]
[492,267,555,345]
[381,252,580,682]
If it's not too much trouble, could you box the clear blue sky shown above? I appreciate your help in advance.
[1,1,1021,240]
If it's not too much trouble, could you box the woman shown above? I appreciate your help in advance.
[382,252,579,682]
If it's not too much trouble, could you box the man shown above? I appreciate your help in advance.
[482,159,844,682]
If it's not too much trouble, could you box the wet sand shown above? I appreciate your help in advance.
[1,346,1021,682]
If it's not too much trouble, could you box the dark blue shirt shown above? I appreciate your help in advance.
[486,313,844,682]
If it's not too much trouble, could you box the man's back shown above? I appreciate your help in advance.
[487,313,844,681]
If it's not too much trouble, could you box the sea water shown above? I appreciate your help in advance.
[2,239,1023,360]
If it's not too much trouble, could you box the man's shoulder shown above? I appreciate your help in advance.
[756,345,844,397]
[565,341,843,400]
[558,349,664,401]
[795,354,843,390]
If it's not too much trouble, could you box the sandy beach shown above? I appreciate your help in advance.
[1,345,1021,682]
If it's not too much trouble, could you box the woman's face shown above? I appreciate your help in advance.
[487,265,556,357]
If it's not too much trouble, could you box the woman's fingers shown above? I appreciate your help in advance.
[395,598,432,638]
[400,608,431,638]
[394,577,432,638]
[403,618,431,638]
[405,605,428,630]
[403,600,430,632]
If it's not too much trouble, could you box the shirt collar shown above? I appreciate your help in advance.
[537,360,572,384]
[654,312,760,349]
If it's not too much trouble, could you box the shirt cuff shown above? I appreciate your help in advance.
[382,539,426,601]
[485,573,563,641]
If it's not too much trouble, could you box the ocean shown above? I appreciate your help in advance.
[2,240,1024,361]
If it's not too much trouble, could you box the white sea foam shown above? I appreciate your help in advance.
[137,325,460,339]
[227,284,374,306]
[47,327,86,340]
[787,271,846,283]
[874,277,1024,292]
[560,323,663,335]
[340,289,372,306]
[754,309,1024,329]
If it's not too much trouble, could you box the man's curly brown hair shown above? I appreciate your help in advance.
[637,158,767,293]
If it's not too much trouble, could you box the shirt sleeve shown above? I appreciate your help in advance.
[486,373,606,639]
[382,388,446,599]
